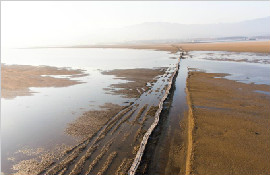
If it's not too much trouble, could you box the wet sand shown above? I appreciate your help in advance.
[186,70,270,175]
[65,103,124,139]
[77,41,270,53]
[1,64,87,99]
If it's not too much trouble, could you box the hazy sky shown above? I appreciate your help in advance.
[2,1,270,47]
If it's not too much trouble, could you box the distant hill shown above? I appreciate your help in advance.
[97,16,270,43]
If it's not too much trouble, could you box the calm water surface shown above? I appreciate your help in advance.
[188,51,270,85]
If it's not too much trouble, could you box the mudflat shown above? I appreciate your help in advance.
[1,64,87,99]
[186,70,270,175]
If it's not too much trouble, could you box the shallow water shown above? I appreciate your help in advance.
[1,48,177,174]
[187,51,270,85]
[189,51,270,64]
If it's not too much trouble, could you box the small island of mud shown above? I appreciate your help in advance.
[102,68,166,98]
[1,64,88,99]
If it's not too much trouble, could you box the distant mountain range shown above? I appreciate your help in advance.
[94,16,270,44]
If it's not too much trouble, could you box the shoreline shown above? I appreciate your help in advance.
[30,40,270,54]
